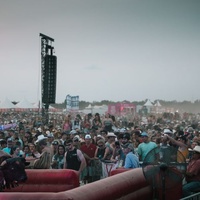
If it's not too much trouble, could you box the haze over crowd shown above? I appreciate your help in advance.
[1,0,199,103]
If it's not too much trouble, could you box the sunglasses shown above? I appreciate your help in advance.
[98,145,103,148]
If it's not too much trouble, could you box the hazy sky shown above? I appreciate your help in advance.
[1,0,200,103]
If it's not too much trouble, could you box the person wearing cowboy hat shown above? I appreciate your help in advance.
[34,134,47,144]
[103,132,117,161]
[182,145,200,197]
[33,135,52,169]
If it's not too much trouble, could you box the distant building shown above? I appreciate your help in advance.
[66,95,79,112]
[108,102,136,116]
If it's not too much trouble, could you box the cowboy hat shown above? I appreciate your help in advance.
[193,145,200,154]
[163,128,173,134]
[35,134,47,144]
[107,132,116,137]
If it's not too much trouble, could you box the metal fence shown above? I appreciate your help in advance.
[181,192,200,200]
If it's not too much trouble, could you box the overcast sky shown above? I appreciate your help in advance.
[0,0,200,103]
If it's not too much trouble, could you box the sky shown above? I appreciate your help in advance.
[0,0,200,104]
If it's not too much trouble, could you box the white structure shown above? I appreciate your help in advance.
[153,100,168,114]
[154,100,162,107]
[16,98,37,109]
[82,104,108,115]
[0,98,17,111]
[144,99,153,107]
[143,99,154,113]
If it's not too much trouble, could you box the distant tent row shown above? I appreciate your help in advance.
[0,98,17,109]
[144,99,162,107]
[17,98,37,109]
[82,104,108,115]
[0,98,60,112]
[0,98,37,112]
[143,99,164,114]
[0,98,165,114]
[81,100,162,116]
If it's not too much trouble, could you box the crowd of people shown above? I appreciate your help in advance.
[0,111,200,197]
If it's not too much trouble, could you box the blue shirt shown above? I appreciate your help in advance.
[137,141,157,161]
[3,147,12,154]
[124,152,140,169]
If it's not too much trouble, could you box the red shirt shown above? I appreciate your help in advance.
[186,158,200,182]
[80,143,97,166]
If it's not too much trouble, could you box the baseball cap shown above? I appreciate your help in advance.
[141,132,148,137]
[52,141,59,145]
[85,134,91,139]
[122,143,134,151]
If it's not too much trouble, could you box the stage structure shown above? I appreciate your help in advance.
[40,33,57,125]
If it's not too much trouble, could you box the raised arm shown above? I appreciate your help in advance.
[165,134,187,148]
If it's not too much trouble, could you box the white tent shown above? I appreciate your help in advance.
[154,100,162,107]
[144,99,153,106]
[143,99,154,114]
[16,98,37,109]
[154,100,164,114]
[49,105,58,112]
[0,98,17,109]
[93,105,108,115]
[82,104,108,115]
[85,104,92,109]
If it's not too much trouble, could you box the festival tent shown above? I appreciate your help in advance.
[154,100,165,114]
[82,104,108,115]
[32,103,62,113]
[15,98,38,111]
[85,104,92,109]
[0,98,17,112]
[144,99,154,106]
[93,105,108,115]
[81,104,94,114]
[49,105,61,113]
[154,100,162,107]
[143,99,154,113]
[32,102,62,113]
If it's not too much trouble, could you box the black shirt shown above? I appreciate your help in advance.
[65,148,81,171]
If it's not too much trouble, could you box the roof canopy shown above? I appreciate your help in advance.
[0,98,17,109]
[154,100,162,107]
[144,99,153,106]
[16,98,37,109]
